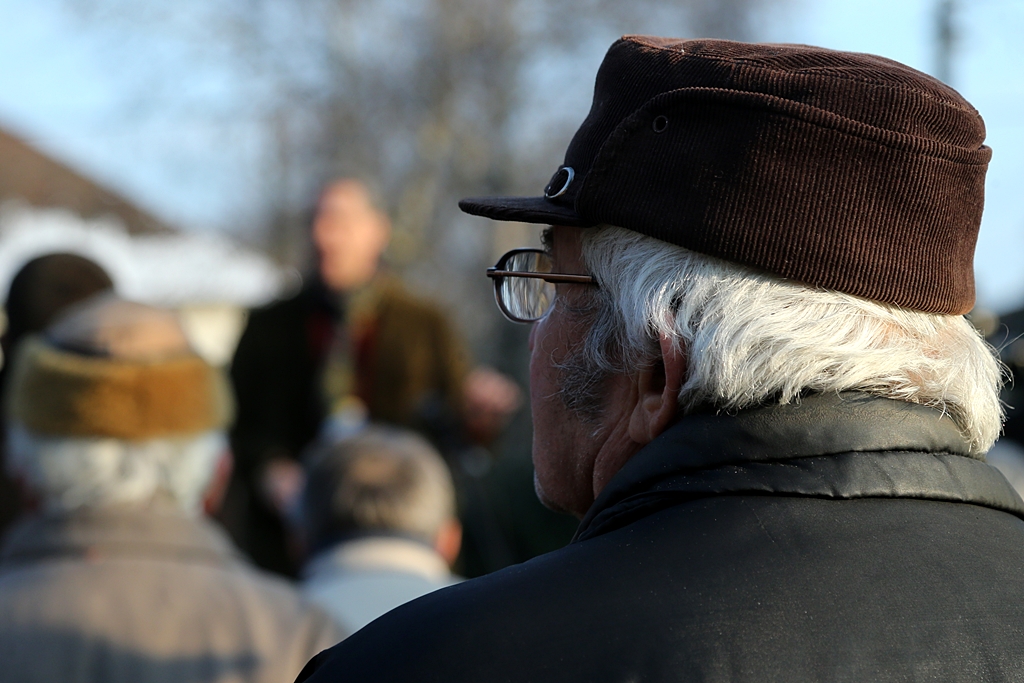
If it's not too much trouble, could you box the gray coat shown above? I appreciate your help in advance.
[0,505,343,683]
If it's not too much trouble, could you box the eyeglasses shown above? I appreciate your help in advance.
[486,248,597,323]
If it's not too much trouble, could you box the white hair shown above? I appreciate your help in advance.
[6,425,225,515]
[301,428,456,547]
[562,225,1005,456]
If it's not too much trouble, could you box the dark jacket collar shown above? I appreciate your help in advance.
[0,504,241,568]
[575,392,1024,542]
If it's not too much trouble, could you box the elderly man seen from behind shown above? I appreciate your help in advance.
[300,428,462,634]
[0,295,341,683]
[298,37,1024,682]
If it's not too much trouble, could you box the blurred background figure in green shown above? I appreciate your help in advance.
[225,177,522,578]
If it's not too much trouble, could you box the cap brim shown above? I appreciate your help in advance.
[458,195,592,227]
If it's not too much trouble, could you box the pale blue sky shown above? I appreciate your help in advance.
[0,0,1022,310]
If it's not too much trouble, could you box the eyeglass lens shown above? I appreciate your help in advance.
[497,251,556,322]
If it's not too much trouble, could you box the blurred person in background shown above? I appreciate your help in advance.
[0,295,341,683]
[300,427,462,634]
[0,253,114,540]
[225,177,520,578]
[298,37,1024,682]
[978,307,1024,498]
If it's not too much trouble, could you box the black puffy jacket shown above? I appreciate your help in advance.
[298,392,1024,682]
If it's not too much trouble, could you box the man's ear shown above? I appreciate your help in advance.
[628,334,686,445]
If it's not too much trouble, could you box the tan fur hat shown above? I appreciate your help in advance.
[6,295,233,440]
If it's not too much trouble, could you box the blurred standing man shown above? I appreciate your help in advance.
[226,179,518,576]
[298,37,1024,682]
[300,428,462,634]
[0,295,340,683]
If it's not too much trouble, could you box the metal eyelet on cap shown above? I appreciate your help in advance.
[653,115,669,133]
[544,166,575,199]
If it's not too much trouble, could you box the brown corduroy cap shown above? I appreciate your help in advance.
[460,36,991,314]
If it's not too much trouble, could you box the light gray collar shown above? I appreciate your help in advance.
[303,536,452,583]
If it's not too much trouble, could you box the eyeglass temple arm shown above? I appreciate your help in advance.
[486,268,596,285]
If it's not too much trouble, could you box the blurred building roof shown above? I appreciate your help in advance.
[0,126,172,235]
[0,203,287,308]
[0,124,285,308]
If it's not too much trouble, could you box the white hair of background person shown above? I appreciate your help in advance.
[301,428,456,546]
[557,225,1004,456]
[6,425,225,515]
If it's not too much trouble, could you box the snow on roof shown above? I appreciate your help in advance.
[0,202,285,307]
